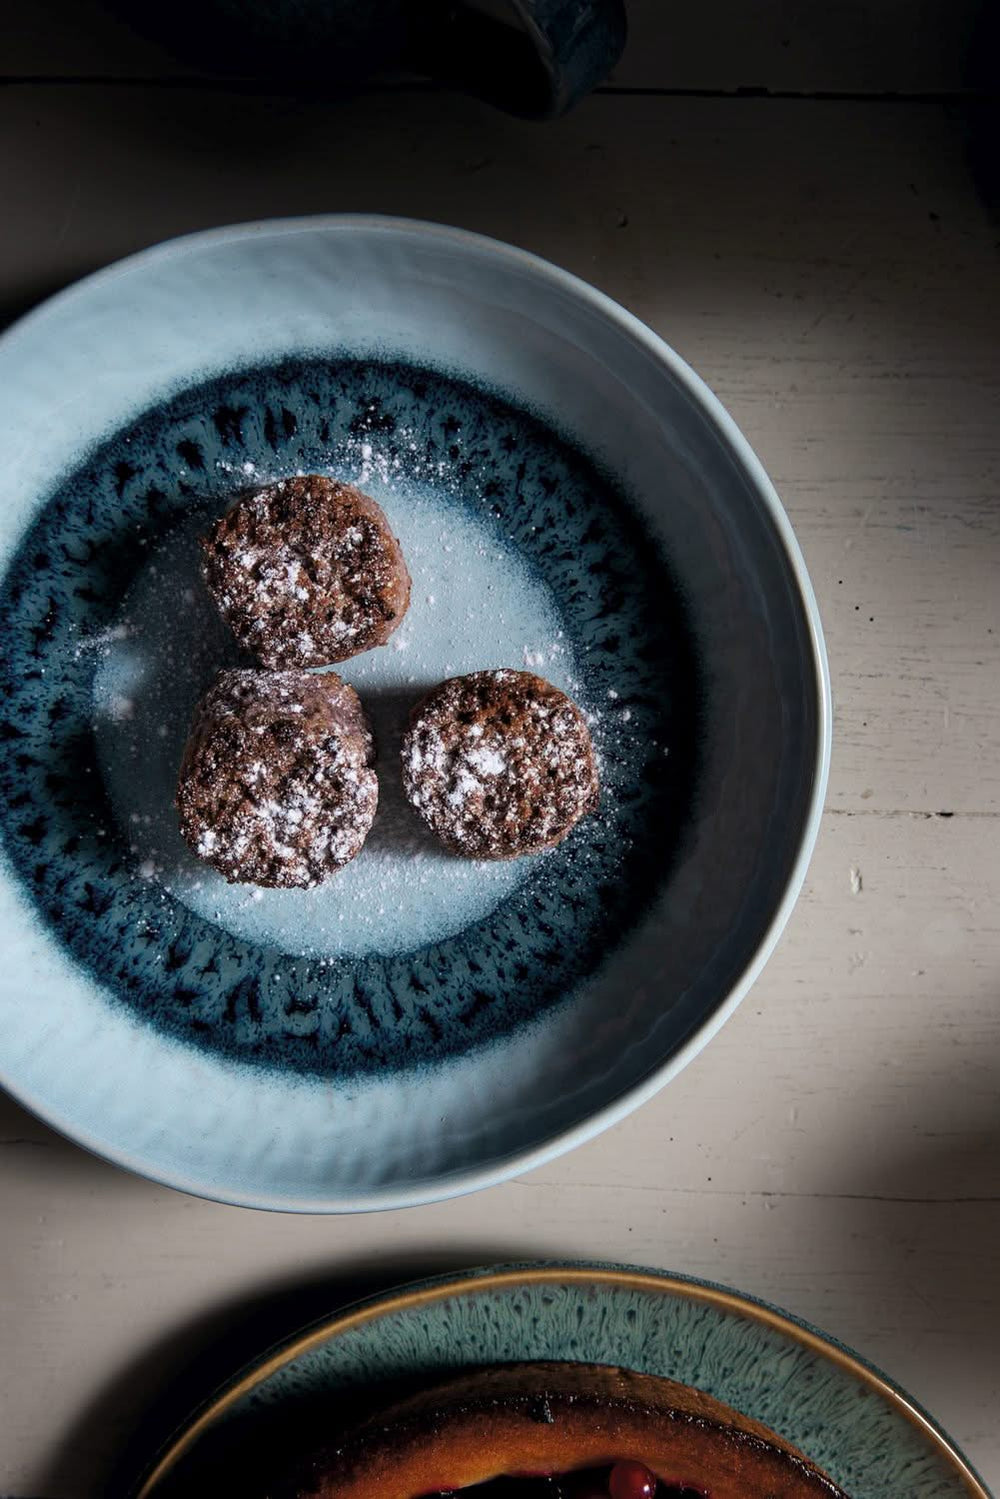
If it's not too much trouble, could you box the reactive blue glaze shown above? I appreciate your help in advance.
[142,1265,987,1498]
[0,357,700,1076]
[0,219,829,1209]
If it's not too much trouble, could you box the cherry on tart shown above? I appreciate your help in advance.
[294,1362,848,1499]
[609,1460,660,1499]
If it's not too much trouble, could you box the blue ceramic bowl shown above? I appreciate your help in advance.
[138,1264,986,1497]
[0,218,830,1209]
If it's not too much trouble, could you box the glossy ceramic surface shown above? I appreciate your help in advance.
[137,1264,988,1497]
[0,218,830,1209]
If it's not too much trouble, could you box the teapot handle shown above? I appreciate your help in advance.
[418,0,627,119]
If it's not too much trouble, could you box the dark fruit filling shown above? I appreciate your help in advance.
[434,1464,706,1499]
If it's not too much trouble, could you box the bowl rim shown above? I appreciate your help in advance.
[0,214,832,1213]
[134,1261,989,1498]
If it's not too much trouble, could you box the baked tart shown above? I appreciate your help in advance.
[294,1362,847,1499]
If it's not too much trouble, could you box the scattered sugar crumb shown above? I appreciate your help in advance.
[90,418,649,961]
[466,745,506,776]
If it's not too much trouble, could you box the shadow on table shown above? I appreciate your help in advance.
[35,1248,542,1499]
[965,5,1000,221]
[0,1082,544,1496]
[5,11,1000,388]
[810,1038,1000,1444]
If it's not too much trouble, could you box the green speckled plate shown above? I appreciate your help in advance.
[137,1263,988,1498]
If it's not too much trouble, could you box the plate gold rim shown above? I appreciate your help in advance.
[136,1263,989,1498]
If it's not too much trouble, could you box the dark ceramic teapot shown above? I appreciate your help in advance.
[115,0,627,118]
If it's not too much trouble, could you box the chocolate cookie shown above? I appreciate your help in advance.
[176,668,377,888]
[200,475,410,668]
[401,670,598,860]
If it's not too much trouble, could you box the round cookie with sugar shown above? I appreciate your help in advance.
[200,474,411,668]
[401,669,599,860]
[176,668,377,889]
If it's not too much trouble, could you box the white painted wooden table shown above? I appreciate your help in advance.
[1,2,998,1493]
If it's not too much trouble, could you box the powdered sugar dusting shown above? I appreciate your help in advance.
[200,475,409,669]
[402,672,598,859]
[466,745,506,777]
[175,669,377,889]
[92,453,590,957]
